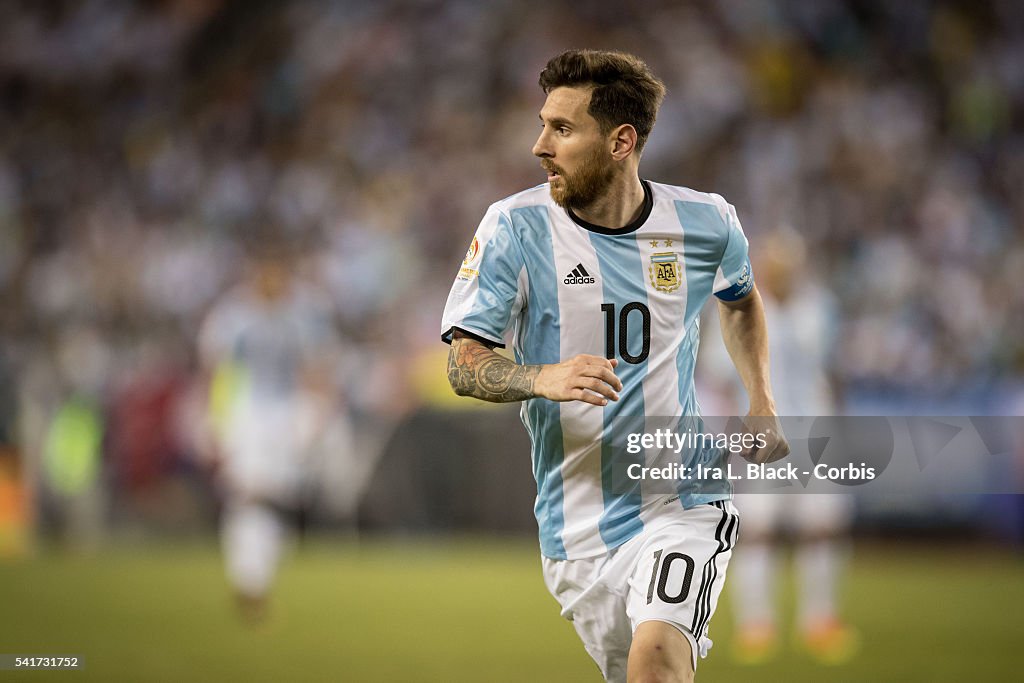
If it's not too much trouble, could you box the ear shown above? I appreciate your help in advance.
[610,124,638,160]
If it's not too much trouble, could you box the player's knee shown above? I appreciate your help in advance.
[628,660,692,683]
[628,660,693,683]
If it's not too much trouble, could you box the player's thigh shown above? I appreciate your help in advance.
[628,620,694,683]
[625,502,739,671]
[542,555,632,683]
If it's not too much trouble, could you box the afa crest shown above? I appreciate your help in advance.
[649,252,681,293]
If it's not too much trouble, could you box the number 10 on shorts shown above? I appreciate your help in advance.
[646,549,695,604]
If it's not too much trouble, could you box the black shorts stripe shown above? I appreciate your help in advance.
[690,504,730,634]
[696,512,738,639]
[693,514,733,639]
[691,503,739,640]
[700,511,739,639]
[694,522,725,638]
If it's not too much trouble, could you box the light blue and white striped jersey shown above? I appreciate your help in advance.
[441,180,754,559]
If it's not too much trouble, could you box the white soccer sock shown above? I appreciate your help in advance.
[796,539,847,627]
[731,541,776,628]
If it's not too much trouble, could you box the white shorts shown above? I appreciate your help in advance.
[542,501,739,682]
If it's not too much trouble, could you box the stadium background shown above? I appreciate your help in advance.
[0,0,1022,680]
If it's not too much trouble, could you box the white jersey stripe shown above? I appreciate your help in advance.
[588,228,647,548]
[549,208,609,558]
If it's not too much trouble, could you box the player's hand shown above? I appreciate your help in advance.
[737,413,790,464]
[534,354,622,406]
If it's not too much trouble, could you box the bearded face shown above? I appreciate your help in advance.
[544,141,616,211]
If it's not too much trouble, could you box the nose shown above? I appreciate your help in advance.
[533,128,552,158]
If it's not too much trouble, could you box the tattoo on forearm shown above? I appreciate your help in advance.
[447,339,541,402]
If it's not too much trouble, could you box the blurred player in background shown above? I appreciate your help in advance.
[442,50,788,682]
[702,229,858,664]
[198,243,345,622]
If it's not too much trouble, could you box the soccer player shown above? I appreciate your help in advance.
[441,50,789,682]
[199,247,342,622]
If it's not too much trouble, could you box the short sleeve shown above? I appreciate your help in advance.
[441,206,526,347]
[712,201,755,302]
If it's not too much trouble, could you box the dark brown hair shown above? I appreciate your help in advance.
[539,49,666,152]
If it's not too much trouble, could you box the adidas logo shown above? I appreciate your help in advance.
[563,263,596,285]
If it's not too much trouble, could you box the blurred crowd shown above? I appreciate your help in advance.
[1,0,1022,536]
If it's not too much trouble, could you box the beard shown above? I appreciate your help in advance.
[545,145,616,211]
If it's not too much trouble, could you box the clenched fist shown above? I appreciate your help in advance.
[535,354,623,406]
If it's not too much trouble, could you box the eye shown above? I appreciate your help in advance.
[557,126,570,136]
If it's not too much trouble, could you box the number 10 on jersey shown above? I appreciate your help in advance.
[601,302,651,364]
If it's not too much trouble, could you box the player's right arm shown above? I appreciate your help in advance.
[443,205,620,405]
[447,330,621,406]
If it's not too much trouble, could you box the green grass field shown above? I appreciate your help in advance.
[1,538,1021,682]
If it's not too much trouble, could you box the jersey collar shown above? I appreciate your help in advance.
[565,179,653,236]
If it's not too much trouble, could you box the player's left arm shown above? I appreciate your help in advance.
[718,285,790,463]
